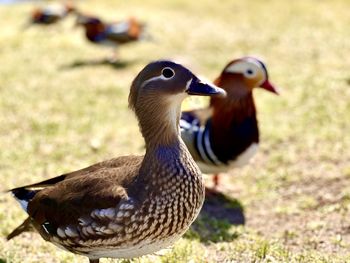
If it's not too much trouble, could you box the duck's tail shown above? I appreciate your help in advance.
[7,217,32,240]
[6,187,37,240]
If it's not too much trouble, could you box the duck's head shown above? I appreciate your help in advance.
[128,17,147,40]
[129,60,226,144]
[32,9,42,20]
[129,60,225,111]
[215,56,278,98]
[75,14,103,28]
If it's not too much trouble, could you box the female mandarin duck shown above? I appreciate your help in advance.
[29,3,76,25]
[76,14,146,58]
[181,57,278,189]
[6,60,226,263]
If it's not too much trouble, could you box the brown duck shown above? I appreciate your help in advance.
[6,60,226,262]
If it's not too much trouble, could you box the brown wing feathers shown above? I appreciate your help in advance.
[8,156,143,238]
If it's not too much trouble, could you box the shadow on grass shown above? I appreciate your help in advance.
[0,259,6,263]
[185,192,244,243]
[60,58,137,70]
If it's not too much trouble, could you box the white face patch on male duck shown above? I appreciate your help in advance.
[225,57,266,85]
[224,57,278,94]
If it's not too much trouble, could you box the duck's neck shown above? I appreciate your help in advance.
[208,93,259,163]
[210,93,257,128]
[133,98,202,197]
[136,94,201,172]
[137,96,184,149]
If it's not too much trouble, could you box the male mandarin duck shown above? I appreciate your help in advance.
[6,60,226,263]
[29,3,76,25]
[76,14,146,58]
[180,57,278,189]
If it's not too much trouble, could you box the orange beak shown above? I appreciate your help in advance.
[260,79,279,95]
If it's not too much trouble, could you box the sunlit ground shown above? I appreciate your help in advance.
[0,0,349,262]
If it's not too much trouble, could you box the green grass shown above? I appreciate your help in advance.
[1,0,350,262]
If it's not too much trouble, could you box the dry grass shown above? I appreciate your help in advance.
[0,0,350,262]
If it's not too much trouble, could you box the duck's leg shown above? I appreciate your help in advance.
[213,174,220,188]
[89,259,99,263]
[103,49,119,64]
[205,174,221,197]
[108,49,119,63]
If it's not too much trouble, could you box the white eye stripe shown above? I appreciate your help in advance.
[225,63,246,74]
[140,75,168,89]
[140,68,176,89]
[225,61,264,79]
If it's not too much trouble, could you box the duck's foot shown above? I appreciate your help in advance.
[105,50,120,64]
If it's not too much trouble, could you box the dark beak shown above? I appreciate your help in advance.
[260,80,279,95]
[186,77,226,97]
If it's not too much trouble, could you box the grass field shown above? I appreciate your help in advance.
[0,0,350,262]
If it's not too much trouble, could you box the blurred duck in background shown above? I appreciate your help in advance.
[27,3,76,26]
[181,57,279,193]
[75,14,147,61]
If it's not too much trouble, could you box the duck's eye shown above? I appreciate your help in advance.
[244,68,256,78]
[161,67,175,79]
[246,69,254,75]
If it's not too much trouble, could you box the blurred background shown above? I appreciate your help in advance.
[0,0,349,262]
